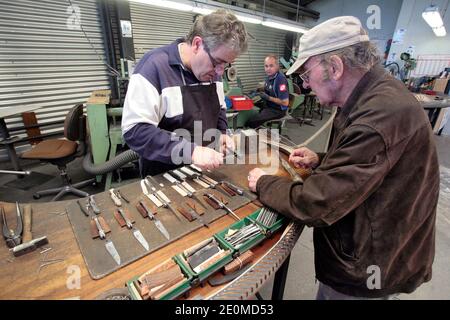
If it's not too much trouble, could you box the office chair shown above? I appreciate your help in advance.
[21,104,95,201]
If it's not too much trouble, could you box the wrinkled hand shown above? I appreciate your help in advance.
[258,92,270,101]
[219,134,236,156]
[248,168,268,193]
[288,147,319,169]
[192,146,224,170]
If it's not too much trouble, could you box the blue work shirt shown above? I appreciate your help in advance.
[264,71,289,111]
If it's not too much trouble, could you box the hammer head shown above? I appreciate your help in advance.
[10,236,48,257]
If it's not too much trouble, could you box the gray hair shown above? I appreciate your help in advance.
[186,9,248,55]
[317,41,381,72]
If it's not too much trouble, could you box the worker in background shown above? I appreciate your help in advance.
[122,10,248,177]
[245,55,290,128]
[248,16,439,300]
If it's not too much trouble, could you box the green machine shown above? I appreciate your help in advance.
[85,90,135,190]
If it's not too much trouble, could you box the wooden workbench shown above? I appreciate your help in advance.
[0,155,303,300]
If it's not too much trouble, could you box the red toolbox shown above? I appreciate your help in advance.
[230,96,254,111]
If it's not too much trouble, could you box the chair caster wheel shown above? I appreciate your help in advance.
[33,194,41,199]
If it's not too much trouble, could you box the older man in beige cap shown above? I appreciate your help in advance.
[248,16,439,300]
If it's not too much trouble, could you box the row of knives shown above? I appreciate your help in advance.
[75,164,247,266]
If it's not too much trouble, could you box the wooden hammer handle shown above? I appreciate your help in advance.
[22,205,32,243]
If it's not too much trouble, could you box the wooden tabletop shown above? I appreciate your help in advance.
[0,153,298,300]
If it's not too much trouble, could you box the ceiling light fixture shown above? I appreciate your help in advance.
[422,5,447,37]
[129,0,308,33]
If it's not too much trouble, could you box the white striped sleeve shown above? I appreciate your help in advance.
[121,73,162,134]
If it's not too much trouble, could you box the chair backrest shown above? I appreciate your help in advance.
[64,104,85,142]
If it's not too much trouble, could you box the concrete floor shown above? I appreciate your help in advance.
[1,111,449,300]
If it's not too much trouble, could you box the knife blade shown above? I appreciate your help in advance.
[133,228,149,251]
[105,239,121,265]
[138,201,171,240]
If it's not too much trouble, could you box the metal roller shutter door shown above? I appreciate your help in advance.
[130,2,289,91]
[0,0,110,157]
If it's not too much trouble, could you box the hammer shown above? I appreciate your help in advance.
[10,205,48,257]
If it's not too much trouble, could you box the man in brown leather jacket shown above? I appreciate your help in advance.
[248,16,440,299]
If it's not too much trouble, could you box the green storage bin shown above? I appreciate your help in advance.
[126,257,192,300]
[174,237,233,285]
[215,217,266,256]
[247,207,286,235]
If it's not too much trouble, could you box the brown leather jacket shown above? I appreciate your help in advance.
[256,66,440,298]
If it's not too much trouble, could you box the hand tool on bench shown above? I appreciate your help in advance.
[140,179,163,208]
[3,203,49,256]
[2,202,23,248]
[180,166,231,198]
[114,189,130,203]
[136,200,170,240]
[115,208,149,251]
[109,189,122,206]
[220,181,245,196]
[163,172,209,227]
[83,196,120,265]
[204,193,241,221]
[144,176,183,222]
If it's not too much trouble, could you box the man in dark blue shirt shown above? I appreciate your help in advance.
[246,55,290,128]
[122,10,248,177]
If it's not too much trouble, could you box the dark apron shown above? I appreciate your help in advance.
[140,69,221,177]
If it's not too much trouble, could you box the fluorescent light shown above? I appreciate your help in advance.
[433,25,447,37]
[130,0,193,12]
[262,19,308,33]
[128,0,309,33]
[422,5,444,28]
[235,14,262,25]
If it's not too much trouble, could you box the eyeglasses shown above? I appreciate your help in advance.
[299,60,323,83]
[203,43,230,73]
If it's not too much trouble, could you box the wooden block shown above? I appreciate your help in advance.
[177,206,194,222]
[204,197,220,210]
[219,183,236,196]
[89,216,111,239]
[186,199,206,215]
[224,250,254,274]
[113,208,135,228]
[211,190,229,205]
[139,258,177,281]
[140,198,158,215]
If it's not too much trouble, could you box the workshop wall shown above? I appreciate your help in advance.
[387,0,450,66]
[129,2,289,91]
[0,0,110,157]
[303,0,403,57]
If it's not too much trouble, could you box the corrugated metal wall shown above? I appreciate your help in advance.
[129,2,289,91]
[0,0,110,155]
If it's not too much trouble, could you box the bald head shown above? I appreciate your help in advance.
[264,55,279,77]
